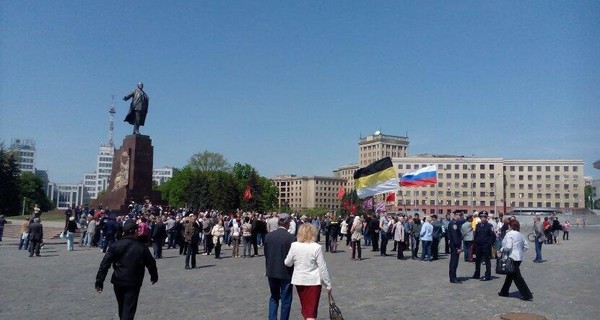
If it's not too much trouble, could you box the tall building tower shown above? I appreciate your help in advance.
[358,131,409,167]
[9,138,36,173]
[82,100,116,201]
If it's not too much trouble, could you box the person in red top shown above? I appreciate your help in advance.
[542,217,552,244]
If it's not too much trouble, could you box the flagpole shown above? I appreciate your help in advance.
[435,180,439,216]
[400,188,409,215]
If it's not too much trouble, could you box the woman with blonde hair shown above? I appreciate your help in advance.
[350,215,363,261]
[284,223,332,320]
[211,219,225,259]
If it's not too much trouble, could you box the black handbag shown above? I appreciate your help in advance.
[328,292,344,320]
[496,252,515,275]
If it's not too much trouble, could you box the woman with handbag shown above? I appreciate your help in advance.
[498,219,533,301]
[284,223,332,320]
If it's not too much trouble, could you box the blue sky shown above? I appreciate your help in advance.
[1,1,599,183]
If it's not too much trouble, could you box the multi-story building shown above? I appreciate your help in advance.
[272,175,347,211]
[82,145,114,201]
[332,164,359,191]
[9,138,36,173]
[335,131,587,214]
[47,182,85,209]
[359,131,409,167]
[394,155,504,215]
[503,160,585,212]
[153,166,174,186]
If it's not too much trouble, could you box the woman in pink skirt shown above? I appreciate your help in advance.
[284,223,332,320]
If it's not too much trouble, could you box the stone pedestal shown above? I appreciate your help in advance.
[91,135,161,213]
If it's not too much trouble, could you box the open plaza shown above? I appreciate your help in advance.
[1,219,599,320]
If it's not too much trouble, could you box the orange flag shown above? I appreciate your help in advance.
[386,192,396,202]
[337,186,345,200]
[244,186,252,200]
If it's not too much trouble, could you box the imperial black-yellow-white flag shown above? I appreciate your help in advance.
[353,157,398,199]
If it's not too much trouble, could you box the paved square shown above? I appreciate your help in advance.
[1,227,599,319]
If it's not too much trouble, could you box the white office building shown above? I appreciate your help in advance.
[153,166,174,186]
[9,138,36,173]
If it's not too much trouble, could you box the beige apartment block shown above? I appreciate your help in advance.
[359,131,409,167]
[503,159,585,212]
[392,156,585,215]
[272,175,347,211]
[333,163,359,190]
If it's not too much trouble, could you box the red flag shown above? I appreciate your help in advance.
[386,192,396,202]
[343,200,349,209]
[244,186,252,200]
[350,204,356,214]
[337,186,345,200]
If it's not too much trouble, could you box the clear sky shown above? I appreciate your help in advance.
[1,1,599,183]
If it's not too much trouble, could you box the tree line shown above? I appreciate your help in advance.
[159,151,279,213]
[0,144,55,216]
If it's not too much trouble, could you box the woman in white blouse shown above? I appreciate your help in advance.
[498,219,533,301]
[284,223,332,320]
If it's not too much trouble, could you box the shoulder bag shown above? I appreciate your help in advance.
[328,292,344,320]
[496,251,515,275]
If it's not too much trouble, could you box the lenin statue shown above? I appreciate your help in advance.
[123,82,149,135]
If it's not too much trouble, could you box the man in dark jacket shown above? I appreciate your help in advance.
[472,211,496,281]
[95,220,158,320]
[151,218,167,259]
[101,217,117,253]
[184,214,201,269]
[431,215,443,260]
[448,211,463,283]
[264,213,296,320]
[28,218,44,257]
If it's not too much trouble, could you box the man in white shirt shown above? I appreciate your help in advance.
[379,212,391,256]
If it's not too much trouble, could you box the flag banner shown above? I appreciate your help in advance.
[337,186,345,200]
[354,157,398,199]
[400,165,438,187]
[362,198,373,209]
[375,202,386,213]
[385,192,396,202]
[244,186,252,200]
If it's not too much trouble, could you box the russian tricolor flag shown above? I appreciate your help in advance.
[400,165,438,187]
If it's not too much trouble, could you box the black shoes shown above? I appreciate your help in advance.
[498,292,509,297]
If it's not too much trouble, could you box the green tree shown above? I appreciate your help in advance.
[18,172,54,212]
[188,151,231,172]
[260,177,279,212]
[584,185,594,209]
[0,145,22,216]
[160,166,194,207]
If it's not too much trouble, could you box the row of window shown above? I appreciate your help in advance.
[400,200,580,208]
[507,184,579,191]
[509,174,580,181]
[508,165,579,172]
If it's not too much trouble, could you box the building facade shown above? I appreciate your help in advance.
[335,131,587,215]
[332,164,359,191]
[82,145,114,201]
[272,175,347,211]
[9,138,36,173]
[359,131,409,167]
[47,182,85,209]
[153,166,174,186]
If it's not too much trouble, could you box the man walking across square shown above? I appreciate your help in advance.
[264,213,296,320]
[95,220,158,320]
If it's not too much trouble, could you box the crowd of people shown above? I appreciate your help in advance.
[12,201,582,319]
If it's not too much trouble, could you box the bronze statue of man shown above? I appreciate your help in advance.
[123,82,149,135]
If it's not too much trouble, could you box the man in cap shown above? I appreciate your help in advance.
[96,219,158,320]
[264,213,296,320]
[448,211,463,283]
[472,211,496,281]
